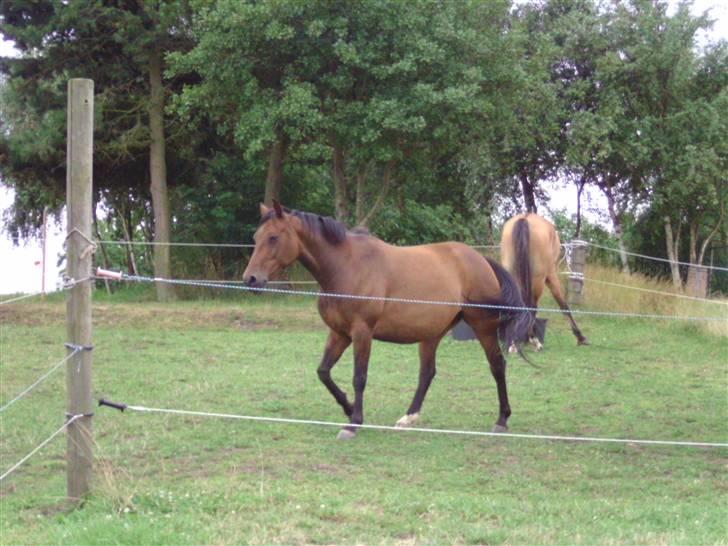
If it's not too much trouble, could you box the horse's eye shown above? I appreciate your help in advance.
[268,235,279,244]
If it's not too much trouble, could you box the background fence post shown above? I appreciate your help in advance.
[567,240,587,305]
[66,78,94,502]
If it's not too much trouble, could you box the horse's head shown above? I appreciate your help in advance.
[243,201,301,289]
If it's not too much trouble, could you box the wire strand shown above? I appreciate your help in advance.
[0,415,82,482]
[0,292,48,305]
[96,240,254,248]
[0,348,82,413]
[95,240,501,250]
[584,241,728,272]
[111,403,728,449]
[583,278,728,306]
[110,273,727,323]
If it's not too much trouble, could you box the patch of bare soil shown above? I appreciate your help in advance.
[0,302,279,331]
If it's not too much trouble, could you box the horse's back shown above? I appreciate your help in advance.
[368,241,490,297]
[333,239,501,343]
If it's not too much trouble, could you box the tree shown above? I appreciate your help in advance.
[610,0,723,289]
[498,0,568,214]
[554,0,722,278]
[657,60,727,292]
[170,0,516,228]
[168,0,326,209]
[0,0,196,300]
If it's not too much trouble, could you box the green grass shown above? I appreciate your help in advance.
[1,297,727,545]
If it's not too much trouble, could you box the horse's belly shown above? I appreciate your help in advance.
[372,304,459,343]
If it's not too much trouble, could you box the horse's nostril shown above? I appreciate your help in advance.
[249,276,257,285]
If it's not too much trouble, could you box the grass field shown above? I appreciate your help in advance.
[1,292,727,545]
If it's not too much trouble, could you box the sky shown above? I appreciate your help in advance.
[0,0,726,295]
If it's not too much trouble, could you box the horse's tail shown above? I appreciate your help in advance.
[485,257,534,356]
[512,217,533,308]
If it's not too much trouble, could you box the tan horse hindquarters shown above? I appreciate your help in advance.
[500,213,588,348]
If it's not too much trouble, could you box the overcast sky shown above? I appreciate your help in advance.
[1,1,726,295]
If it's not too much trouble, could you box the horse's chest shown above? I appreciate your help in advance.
[317,297,379,334]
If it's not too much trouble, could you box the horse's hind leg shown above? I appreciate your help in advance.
[482,334,511,432]
[545,272,588,345]
[529,281,545,351]
[318,330,353,418]
[466,317,511,432]
[395,336,442,428]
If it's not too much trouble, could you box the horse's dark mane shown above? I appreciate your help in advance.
[261,207,353,246]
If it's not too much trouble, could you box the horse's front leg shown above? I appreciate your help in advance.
[337,327,372,440]
[395,337,441,428]
[317,330,353,417]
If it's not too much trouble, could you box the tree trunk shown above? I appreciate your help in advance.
[575,176,586,238]
[603,184,630,274]
[120,207,139,276]
[359,160,395,227]
[519,173,537,213]
[686,216,722,297]
[696,215,722,266]
[148,51,174,301]
[663,216,682,290]
[688,221,699,265]
[92,206,112,295]
[263,133,287,206]
[354,162,371,226]
[332,143,350,222]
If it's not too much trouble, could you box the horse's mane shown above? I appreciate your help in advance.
[261,207,354,246]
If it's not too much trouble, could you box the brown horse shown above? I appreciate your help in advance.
[243,202,532,439]
[500,213,588,349]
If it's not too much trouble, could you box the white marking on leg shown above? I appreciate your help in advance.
[508,343,518,354]
[336,428,357,440]
[395,412,420,428]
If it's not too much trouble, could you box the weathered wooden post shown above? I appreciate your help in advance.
[66,78,94,502]
[686,265,708,298]
[41,206,48,299]
[567,240,587,305]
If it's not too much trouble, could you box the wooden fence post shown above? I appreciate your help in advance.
[66,78,94,502]
[41,206,48,299]
[567,240,587,306]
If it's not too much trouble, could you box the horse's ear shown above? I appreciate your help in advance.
[272,199,284,218]
[259,203,269,217]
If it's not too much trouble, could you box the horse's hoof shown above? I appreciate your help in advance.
[508,343,518,354]
[395,413,420,428]
[336,428,357,441]
[492,424,508,433]
[578,338,590,346]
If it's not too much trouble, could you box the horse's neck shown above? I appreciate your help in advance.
[296,232,350,290]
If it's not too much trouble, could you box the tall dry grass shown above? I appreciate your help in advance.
[574,264,727,337]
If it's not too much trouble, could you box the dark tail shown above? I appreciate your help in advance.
[512,217,533,309]
[485,257,534,359]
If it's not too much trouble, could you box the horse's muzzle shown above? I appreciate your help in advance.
[243,275,267,292]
